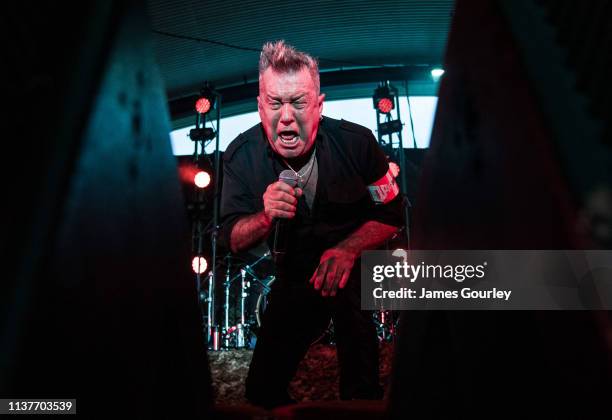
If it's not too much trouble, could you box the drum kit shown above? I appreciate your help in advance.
[199,244,399,350]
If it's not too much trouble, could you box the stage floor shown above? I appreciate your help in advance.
[208,342,395,405]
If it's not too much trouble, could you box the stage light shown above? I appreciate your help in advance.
[195,97,211,114]
[194,85,216,115]
[377,98,394,114]
[194,170,211,188]
[192,256,208,274]
[431,68,445,80]
[373,85,395,114]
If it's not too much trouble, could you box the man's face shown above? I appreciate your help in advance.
[258,67,325,159]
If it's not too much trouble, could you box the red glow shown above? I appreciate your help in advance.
[195,97,211,114]
[194,171,211,188]
[377,98,394,113]
[389,162,400,178]
[192,256,208,274]
[178,163,208,186]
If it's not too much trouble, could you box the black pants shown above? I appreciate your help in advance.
[245,270,382,407]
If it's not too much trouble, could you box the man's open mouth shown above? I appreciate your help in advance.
[278,130,300,145]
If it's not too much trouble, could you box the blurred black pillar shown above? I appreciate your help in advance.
[1,1,212,417]
[389,0,612,418]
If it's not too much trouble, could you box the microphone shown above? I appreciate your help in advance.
[278,169,298,187]
[272,170,298,264]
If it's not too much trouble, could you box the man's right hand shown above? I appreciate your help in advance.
[229,182,303,253]
[263,181,303,223]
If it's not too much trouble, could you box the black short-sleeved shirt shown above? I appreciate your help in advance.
[220,116,403,278]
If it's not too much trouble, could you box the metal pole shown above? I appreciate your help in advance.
[224,256,230,348]
[209,89,222,349]
[236,268,247,348]
[206,272,212,341]
[399,81,416,248]
[240,269,246,325]
[191,110,214,346]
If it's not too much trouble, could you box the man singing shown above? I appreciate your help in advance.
[220,40,403,408]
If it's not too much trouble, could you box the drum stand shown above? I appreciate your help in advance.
[220,255,249,348]
[235,268,247,348]
[223,257,230,348]
[205,271,221,350]
[217,251,270,349]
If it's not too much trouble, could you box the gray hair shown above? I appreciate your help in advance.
[259,40,320,92]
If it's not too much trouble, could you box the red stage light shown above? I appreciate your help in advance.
[194,170,211,188]
[377,97,394,114]
[195,97,211,114]
[192,256,208,274]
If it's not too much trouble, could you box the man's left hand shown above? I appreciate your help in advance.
[309,248,357,297]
